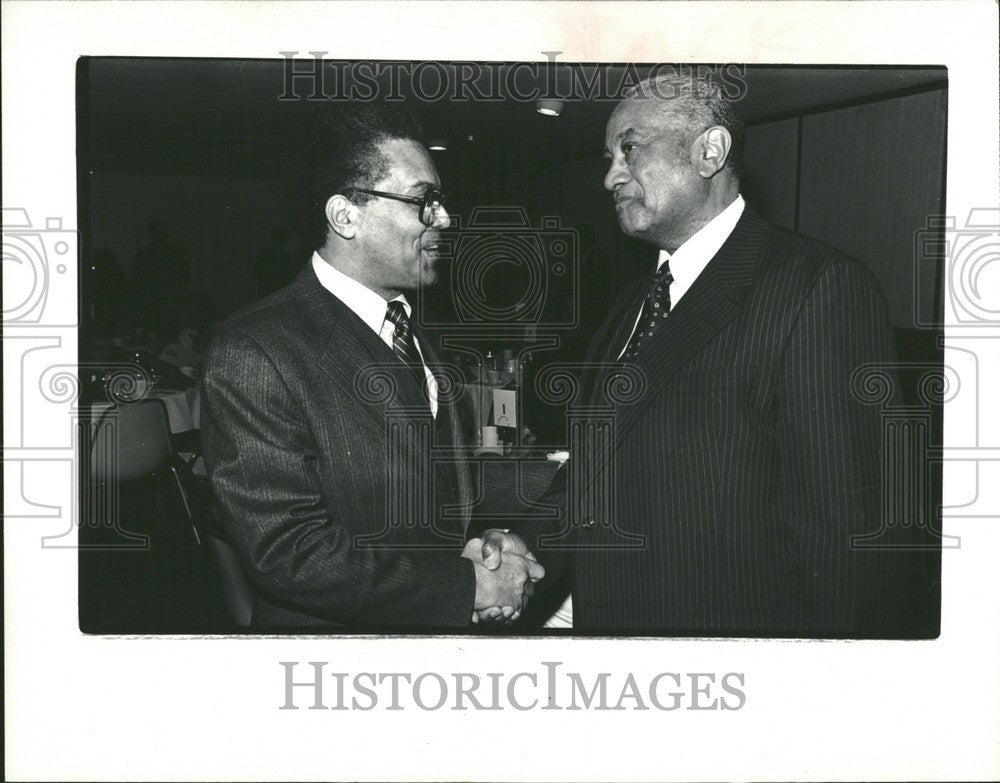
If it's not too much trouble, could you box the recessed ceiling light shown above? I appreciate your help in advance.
[428,139,447,151]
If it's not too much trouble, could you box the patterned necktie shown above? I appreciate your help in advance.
[620,261,674,361]
[384,301,426,389]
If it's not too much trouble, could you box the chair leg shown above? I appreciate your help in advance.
[167,465,201,547]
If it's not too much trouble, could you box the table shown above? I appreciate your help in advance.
[155,386,201,434]
[91,386,200,435]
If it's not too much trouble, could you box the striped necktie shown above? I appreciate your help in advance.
[384,301,427,390]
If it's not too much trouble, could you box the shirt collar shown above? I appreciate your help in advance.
[656,194,745,291]
[311,252,410,336]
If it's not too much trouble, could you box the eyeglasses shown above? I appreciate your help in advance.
[350,187,446,227]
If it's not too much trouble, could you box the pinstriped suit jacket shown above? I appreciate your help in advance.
[525,205,925,636]
[201,267,476,628]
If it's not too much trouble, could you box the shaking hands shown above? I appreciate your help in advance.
[462,529,544,624]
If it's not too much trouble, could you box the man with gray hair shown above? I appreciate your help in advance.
[482,72,927,636]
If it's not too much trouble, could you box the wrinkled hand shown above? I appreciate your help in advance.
[480,528,539,572]
[463,535,544,624]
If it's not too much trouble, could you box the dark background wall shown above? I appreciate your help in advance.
[80,60,947,357]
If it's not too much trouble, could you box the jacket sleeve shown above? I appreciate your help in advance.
[775,256,916,634]
[201,327,476,627]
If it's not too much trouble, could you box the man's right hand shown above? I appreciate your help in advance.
[470,553,540,613]
[463,536,544,614]
[480,528,540,572]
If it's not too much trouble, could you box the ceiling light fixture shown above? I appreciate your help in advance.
[428,139,448,151]
[535,98,564,117]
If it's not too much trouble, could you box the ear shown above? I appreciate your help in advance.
[694,126,733,178]
[325,195,358,240]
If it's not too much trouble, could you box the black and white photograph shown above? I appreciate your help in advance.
[3,2,998,781]
[77,58,947,638]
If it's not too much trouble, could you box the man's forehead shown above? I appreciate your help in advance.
[377,137,439,188]
[606,98,673,138]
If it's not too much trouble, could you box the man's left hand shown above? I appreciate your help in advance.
[464,532,543,624]
[480,529,540,573]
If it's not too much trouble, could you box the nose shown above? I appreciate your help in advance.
[432,203,451,230]
[604,156,628,192]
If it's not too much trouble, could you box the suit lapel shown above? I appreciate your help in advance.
[292,268,430,429]
[419,333,474,534]
[611,207,770,446]
[600,275,649,364]
[294,269,468,535]
[574,274,650,409]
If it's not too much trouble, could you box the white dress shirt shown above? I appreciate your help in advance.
[312,253,438,417]
[618,194,745,359]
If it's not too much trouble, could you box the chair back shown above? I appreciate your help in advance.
[92,399,174,481]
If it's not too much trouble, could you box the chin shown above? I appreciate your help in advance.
[615,205,645,236]
[617,215,645,239]
[420,267,439,287]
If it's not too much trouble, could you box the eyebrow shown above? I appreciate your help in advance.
[408,179,438,192]
[602,126,638,158]
[614,126,638,143]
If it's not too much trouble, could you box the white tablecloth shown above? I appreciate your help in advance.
[91,386,201,434]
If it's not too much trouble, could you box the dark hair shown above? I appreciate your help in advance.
[625,70,745,180]
[302,102,426,248]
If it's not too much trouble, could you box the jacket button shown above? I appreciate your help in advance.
[581,518,596,529]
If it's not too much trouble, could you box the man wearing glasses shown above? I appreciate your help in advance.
[201,103,542,628]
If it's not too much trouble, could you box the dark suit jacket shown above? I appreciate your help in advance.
[201,266,476,628]
[521,205,927,636]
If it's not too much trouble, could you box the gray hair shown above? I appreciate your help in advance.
[624,70,745,179]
